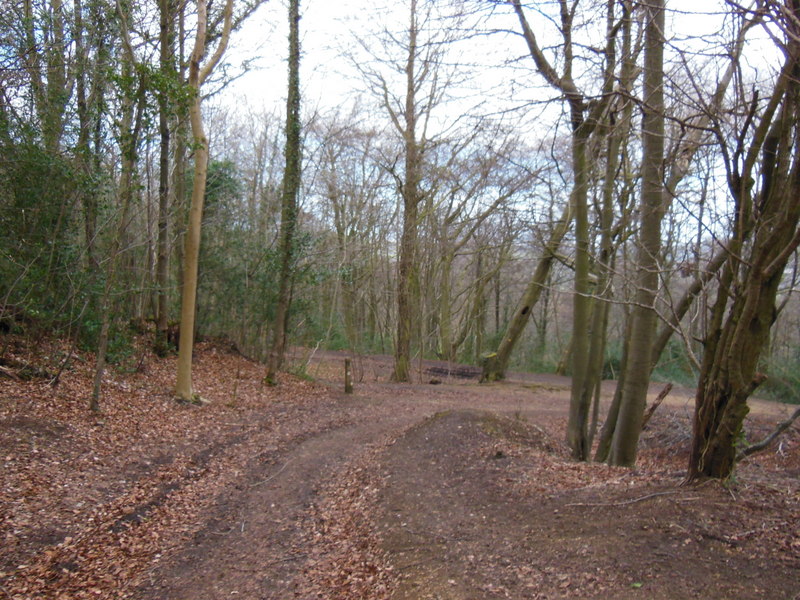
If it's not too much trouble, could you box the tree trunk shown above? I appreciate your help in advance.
[594,332,627,461]
[609,0,665,467]
[473,250,487,362]
[391,0,422,383]
[565,120,594,460]
[392,196,418,381]
[174,99,208,400]
[175,0,233,400]
[155,0,175,356]
[266,0,302,383]
[688,42,800,479]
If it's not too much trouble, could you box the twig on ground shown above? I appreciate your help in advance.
[565,490,684,507]
[250,460,292,488]
[0,365,20,380]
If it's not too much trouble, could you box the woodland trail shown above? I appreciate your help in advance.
[2,343,798,599]
[134,375,568,599]
[137,369,800,600]
[135,393,427,599]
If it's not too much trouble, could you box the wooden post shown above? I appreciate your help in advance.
[344,358,353,394]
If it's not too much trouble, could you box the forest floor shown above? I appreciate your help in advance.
[1,336,799,599]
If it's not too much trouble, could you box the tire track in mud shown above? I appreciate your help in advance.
[134,395,431,600]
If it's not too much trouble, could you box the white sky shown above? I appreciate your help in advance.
[217,0,781,123]
[221,0,387,113]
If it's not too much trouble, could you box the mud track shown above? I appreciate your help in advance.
[134,380,555,599]
[135,375,799,599]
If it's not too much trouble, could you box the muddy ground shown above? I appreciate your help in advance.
[1,340,798,599]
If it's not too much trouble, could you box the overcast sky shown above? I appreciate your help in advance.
[217,0,780,124]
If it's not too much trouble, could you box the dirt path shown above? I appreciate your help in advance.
[375,409,799,599]
[136,395,426,599]
[2,342,799,599]
[138,376,799,600]
[133,380,559,599]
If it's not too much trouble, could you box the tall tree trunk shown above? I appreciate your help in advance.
[473,249,487,362]
[565,118,594,460]
[265,0,302,383]
[594,313,632,461]
[609,0,666,467]
[391,0,422,383]
[155,0,175,355]
[574,0,634,452]
[175,0,233,401]
[584,139,625,451]
[567,0,630,459]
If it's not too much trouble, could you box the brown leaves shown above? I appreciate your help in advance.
[0,336,333,599]
[301,458,396,599]
[2,342,799,599]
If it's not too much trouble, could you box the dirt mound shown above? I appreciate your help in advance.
[373,410,800,599]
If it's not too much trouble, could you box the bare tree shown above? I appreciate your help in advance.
[313,110,391,356]
[595,4,760,463]
[608,0,666,466]
[353,0,467,381]
[175,0,234,401]
[154,0,179,356]
[688,0,800,480]
[506,0,619,459]
[426,127,538,363]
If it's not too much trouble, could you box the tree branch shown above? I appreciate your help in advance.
[737,405,800,461]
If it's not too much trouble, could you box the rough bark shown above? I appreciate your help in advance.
[566,121,593,460]
[265,0,302,383]
[688,40,800,479]
[155,0,176,356]
[391,0,423,383]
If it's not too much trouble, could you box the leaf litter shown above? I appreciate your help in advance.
[1,339,798,599]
